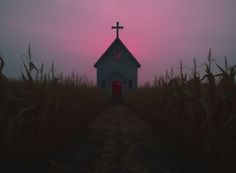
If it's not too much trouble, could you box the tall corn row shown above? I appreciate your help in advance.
[127,50,236,173]
[0,47,108,167]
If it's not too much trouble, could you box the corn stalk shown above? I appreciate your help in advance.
[21,44,38,86]
[0,53,8,81]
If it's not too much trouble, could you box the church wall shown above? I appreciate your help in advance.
[96,62,138,96]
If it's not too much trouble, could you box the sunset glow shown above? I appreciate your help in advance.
[1,0,236,84]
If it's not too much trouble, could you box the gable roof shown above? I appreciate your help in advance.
[94,38,141,68]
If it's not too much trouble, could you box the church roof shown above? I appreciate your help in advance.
[94,38,141,68]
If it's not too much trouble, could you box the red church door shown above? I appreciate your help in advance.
[112,81,122,98]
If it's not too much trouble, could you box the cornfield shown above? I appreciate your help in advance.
[127,50,236,173]
[0,47,107,166]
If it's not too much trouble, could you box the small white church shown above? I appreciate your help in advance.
[94,22,141,98]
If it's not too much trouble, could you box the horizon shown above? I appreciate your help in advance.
[1,0,236,85]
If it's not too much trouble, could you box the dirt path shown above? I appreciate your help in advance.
[43,105,200,173]
[17,105,199,173]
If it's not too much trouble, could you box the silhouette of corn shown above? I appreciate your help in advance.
[127,49,236,173]
[0,46,108,166]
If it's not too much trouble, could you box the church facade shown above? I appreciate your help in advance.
[94,22,141,98]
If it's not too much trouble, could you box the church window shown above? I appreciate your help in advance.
[114,50,121,60]
[129,80,132,89]
[102,80,106,89]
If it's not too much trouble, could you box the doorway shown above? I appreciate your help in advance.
[112,81,122,98]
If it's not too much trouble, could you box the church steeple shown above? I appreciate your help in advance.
[111,21,124,39]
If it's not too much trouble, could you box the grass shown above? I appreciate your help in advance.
[0,46,108,165]
[126,49,236,173]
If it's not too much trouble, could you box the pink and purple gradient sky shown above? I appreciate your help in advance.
[1,0,236,84]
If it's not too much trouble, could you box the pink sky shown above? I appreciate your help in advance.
[1,0,236,84]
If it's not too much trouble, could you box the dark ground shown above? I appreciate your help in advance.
[2,105,201,173]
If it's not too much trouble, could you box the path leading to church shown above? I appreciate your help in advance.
[41,105,198,173]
